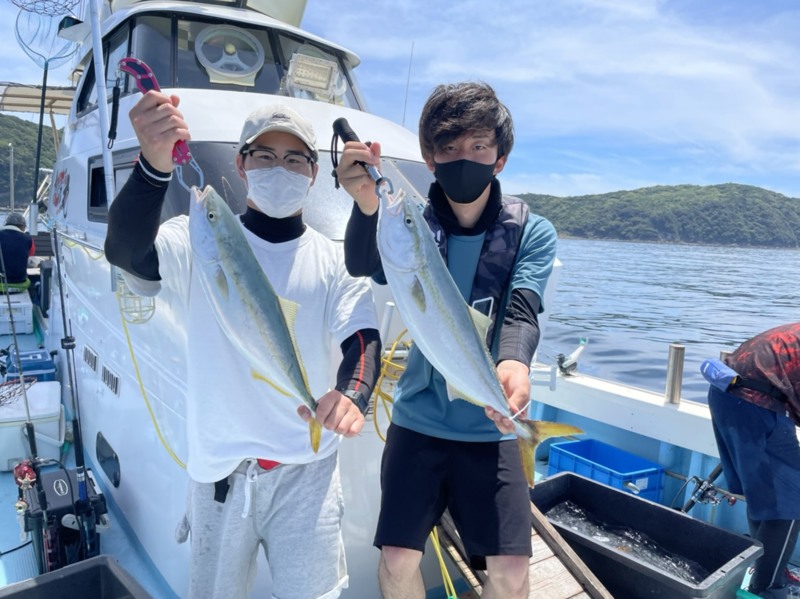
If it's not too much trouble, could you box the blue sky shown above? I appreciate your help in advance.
[2,0,800,198]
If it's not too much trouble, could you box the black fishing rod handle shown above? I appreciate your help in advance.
[332,117,361,144]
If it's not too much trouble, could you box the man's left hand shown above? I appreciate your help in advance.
[485,360,531,434]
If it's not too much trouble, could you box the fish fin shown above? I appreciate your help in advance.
[252,371,292,396]
[516,420,583,488]
[517,436,537,487]
[213,265,229,300]
[445,382,480,406]
[411,276,426,312]
[523,420,584,444]
[278,296,315,395]
[309,419,322,453]
[467,305,492,340]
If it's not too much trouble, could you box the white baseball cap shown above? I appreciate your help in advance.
[237,104,318,163]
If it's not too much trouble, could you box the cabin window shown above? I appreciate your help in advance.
[105,27,132,100]
[75,24,132,114]
[87,151,138,222]
[131,15,172,87]
[277,36,358,108]
[176,20,279,91]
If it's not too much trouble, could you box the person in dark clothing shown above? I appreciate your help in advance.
[335,81,557,599]
[702,323,800,599]
[0,212,35,292]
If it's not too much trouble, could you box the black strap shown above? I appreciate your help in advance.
[732,377,787,401]
[213,478,230,503]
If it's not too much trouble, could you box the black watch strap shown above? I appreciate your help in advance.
[342,389,370,415]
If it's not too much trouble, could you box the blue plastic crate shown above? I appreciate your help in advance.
[547,439,665,502]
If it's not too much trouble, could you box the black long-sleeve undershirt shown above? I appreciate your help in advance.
[105,158,381,412]
[342,195,542,367]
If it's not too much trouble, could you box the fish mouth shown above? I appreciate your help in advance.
[380,189,405,216]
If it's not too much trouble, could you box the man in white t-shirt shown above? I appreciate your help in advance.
[105,96,381,599]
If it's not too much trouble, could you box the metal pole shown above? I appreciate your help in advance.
[88,0,116,205]
[665,343,685,405]
[8,143,14,211]
[32,60,49,205]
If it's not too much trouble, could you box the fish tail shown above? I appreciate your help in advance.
[516,419,583,487]
[309,419,322,453]
[516,435,537,488]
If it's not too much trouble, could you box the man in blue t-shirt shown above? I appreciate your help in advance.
[336,81,557,599]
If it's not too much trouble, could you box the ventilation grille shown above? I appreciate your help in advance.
[101,365,120,396]
[83,346,98,372]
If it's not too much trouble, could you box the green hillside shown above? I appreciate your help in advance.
[520,184,800,248]
[0,113,58,209]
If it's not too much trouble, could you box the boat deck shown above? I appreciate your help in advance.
[438,505,612,599]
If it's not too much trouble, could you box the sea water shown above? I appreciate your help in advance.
[539,239,799,403]
[546,499,710,584]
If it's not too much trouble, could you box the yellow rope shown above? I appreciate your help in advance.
[116,289,186,469]
[372,328,457,597]
[431,527,458,598]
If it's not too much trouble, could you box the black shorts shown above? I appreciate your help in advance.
[374,423,532,570]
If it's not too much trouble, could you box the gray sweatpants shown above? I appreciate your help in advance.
[179,453,347,599]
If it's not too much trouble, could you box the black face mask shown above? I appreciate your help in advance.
[433,159,496,204]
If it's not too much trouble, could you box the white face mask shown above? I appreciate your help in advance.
[245,167,312,218]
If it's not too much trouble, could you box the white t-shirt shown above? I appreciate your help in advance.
[122,215,378,483]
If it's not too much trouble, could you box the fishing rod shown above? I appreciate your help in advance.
[50,223,98,561]
[0,242,57,574]
[331,117,394,198]
[680,463,737,513]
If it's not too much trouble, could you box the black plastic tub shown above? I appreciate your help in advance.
[530,472,763,598]
[0,555,151,598]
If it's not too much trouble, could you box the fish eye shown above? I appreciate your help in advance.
[404,217,412,226]
[207,211,216,221]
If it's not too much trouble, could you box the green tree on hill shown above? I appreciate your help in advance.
[0,113,58,209]
[520,183,800,248]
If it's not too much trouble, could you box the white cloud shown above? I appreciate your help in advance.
[1,0,799,196]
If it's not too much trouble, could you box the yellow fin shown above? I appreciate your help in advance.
[527,420,584,445]
[411,276,425,312]
[516,420,583,488]
[252,371,292,396]
[517,437,537,487]
[309,419,322,453]
[467,305,491,341]
[278,295,314,395]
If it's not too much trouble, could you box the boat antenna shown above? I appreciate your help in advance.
[401,41,414,129]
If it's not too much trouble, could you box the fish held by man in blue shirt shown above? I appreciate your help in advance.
[376,188,582,486]
[189,184,322,452]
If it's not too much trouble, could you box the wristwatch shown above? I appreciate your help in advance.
[341,389,370,415]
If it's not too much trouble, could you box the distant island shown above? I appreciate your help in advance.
[1,114,798,248]
[519,184,800,248]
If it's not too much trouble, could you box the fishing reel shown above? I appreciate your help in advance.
[685,474,737,509]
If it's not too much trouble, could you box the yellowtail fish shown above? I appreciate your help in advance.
[189,185,322,452]
[376,188,582,485]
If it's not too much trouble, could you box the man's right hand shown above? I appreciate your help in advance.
[129,91,191,174]
[335,141,382,216]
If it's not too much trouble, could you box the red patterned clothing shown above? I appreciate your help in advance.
[724,322,800,426]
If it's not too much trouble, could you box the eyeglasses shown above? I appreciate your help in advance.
[244,148,314,173]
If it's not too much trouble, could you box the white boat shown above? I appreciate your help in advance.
[0,0,796,597]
